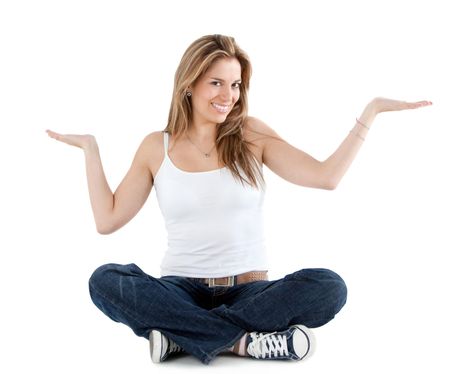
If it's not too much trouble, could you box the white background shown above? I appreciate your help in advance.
[1,0,448,372]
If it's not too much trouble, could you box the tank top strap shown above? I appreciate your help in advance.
[163,131,169,156]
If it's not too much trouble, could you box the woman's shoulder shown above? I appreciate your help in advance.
[243,116,282,147]
[138,131,166,182]
[244,116,279,137]
[142,130,165,142]
[137,131,165,157]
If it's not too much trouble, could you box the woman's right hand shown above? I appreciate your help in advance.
[46,130,98,151]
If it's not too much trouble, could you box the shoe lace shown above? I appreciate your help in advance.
[247,332,289,359]
[168,339,183,354]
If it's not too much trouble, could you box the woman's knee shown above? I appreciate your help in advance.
[286,268,348,310]
[322,269,347,309]
[88,263,142,294]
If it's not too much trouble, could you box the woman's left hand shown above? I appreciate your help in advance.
[370,97,432,115]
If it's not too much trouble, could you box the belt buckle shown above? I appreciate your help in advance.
[208,276,235,288]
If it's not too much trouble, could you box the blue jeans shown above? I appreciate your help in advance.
[88,263,347,364]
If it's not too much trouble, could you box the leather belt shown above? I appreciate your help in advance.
[193,271,268,288]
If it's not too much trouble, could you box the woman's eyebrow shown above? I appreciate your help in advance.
[209,77,242,82]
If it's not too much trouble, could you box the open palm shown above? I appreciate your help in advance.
[46,130,97,150]
[372,97,432,114]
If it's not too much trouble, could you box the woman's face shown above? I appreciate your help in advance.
[190,57,242,126]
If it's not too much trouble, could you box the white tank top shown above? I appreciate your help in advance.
[153,131,268,278]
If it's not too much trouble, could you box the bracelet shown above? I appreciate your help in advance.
[356,118,370,130]
[349,129,365,141]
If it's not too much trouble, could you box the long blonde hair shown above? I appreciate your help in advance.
[163,34,265,190]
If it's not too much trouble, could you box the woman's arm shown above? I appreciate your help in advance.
[322,98,432,189]
[46,130,155,234]
[254,97,432,189]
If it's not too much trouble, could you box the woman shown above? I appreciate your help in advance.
[46,34,431,365]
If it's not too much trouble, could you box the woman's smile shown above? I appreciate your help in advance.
[211,102,231,113]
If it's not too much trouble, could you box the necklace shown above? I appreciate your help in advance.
[186,134,216,158]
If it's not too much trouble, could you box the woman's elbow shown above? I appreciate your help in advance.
[96,222,115,235]
[316,163,339,190]
[321,176,339,190]
[324,181,338,190]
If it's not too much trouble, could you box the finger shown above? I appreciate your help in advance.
[409,100,433,108]
[46,129,63,140]
[46,130,72,145]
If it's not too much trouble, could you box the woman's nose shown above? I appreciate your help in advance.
[220,87,233,102]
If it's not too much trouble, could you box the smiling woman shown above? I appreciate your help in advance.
[194,67,242,114]
[46,33,431,366]
[164,34,265,190]
[187,58,242,147]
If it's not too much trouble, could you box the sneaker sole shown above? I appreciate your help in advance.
[292,325,316,361]
[149,330,166,363]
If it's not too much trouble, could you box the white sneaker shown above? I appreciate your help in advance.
[246,325,315,361]
[149,330,183,363]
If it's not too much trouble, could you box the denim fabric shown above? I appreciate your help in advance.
[89,263,347,364]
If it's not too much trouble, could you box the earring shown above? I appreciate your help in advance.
[186,91,192,97]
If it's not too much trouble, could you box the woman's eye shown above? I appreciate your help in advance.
[211,81,241,88]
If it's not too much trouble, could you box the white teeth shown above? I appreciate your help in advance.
[212,103,229,113]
